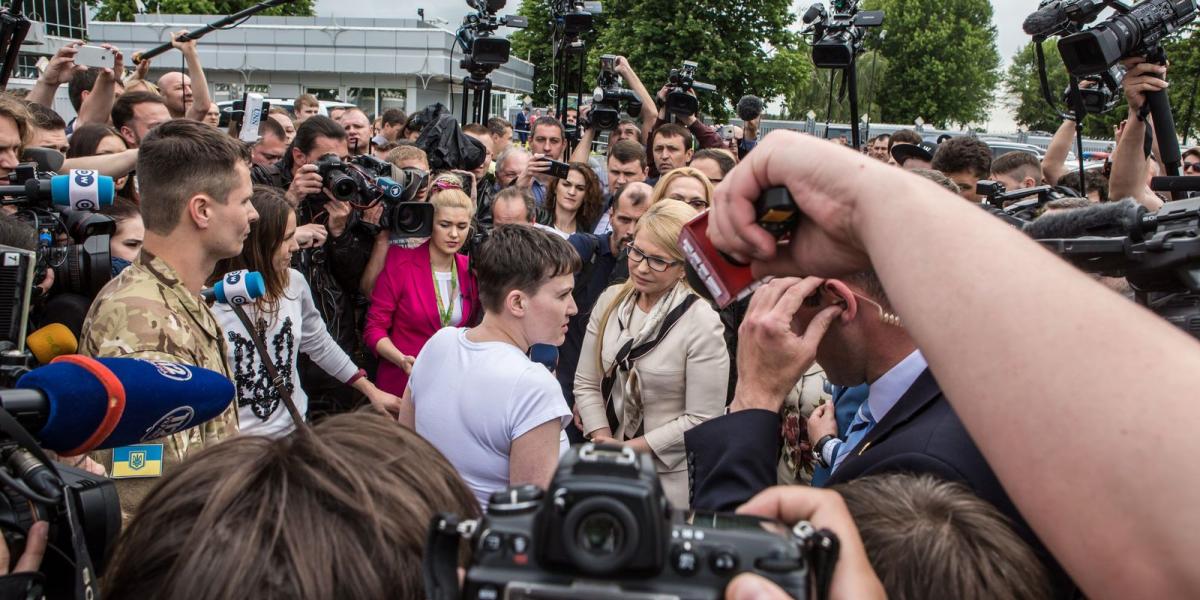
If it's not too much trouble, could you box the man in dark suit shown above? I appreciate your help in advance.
[685,275,1073,595]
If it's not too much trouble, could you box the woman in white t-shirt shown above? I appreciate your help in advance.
[213,187,401,437]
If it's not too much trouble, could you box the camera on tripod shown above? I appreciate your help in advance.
[554,0,602,40]
[665,61,717,118]
[2,165,117,299]
[457,0,528,74]
[586,55,642,131]
[801,0,884,69]
[425,443,837,599]
[1057,0,1196,77]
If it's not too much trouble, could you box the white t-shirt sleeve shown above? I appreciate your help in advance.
[507,365,572,441]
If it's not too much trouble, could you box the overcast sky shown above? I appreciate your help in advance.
[315,0,1046,129]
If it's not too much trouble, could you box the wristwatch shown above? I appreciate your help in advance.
[813,434,838,469]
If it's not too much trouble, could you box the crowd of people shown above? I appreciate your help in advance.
[0,31,1198,600]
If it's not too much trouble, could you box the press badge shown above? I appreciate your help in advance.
[111,444,164,478]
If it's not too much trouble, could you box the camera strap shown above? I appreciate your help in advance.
[228,301,308,431]
[600,294,698,434]
[0,408,96,600]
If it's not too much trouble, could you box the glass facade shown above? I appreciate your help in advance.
[21,0,86,39]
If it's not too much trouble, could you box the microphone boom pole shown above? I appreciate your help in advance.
[132,0,294,64]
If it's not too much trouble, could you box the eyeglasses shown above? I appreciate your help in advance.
[1185,162,1200,173]
[670,196,710,210]
[625,243,680,272]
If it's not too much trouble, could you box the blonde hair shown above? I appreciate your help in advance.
[595,200,697,371]
[429,177,477,220]
[649,167,714,207]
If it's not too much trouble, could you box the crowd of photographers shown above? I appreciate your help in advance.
[0,20,1200,600]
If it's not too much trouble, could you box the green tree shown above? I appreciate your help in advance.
[87,0,314,23]
[863,0,999,127]
[782,48,889,123]
[1165,25,1200,146]
[1005,40,1068,133]
[512,0,807,121]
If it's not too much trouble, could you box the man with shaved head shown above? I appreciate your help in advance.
[154,31,212,121]
[339,108,372,155]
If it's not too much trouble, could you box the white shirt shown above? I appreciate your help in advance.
[409,328,571,510]
[214,269,359,438]
[866,349,928,424]
[432,270,464,327]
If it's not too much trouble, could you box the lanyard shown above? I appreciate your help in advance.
[433,260,459,327]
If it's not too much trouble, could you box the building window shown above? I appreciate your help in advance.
[307,88,340,102]
[379,88,407,114]
[21,0,86,39]
[347,87,376,115]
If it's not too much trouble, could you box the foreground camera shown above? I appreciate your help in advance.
[425,443,836,599]
[1058,0,1196,76]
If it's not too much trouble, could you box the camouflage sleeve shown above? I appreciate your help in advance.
[82,292,201,363]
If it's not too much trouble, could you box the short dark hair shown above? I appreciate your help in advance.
[607,139,647,168]
[1056,169,1109,202]
[68,68,104,111]
[487,117,512,137]
[381,108,407,127]
[651,123,694,151]
[492,186,535,222]
[99,196,141,226]
[991,151,1043,184]
[1182,146,1200,162]
[293,93,319,112]
[909,168,960,194]
[292,115,347,155]
[531,116,564,139]
[112,91,166,131]
[137,120,251,235]
[931,136,992,179]
[462,123,490,137]
[836,474,1051,600]
[872,133,891,144]
[890,129,922,147]
[67,123,124,159]
[472,225,580,313]
[691,148,735,177]
[25,102,65,131]
[0,94,31,148]
[259,114,286,140]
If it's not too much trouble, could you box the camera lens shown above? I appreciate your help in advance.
[326,171,358,201]
[576,511,623,557]
[394,205,423,234]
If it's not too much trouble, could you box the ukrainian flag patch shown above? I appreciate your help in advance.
[111,444,164,478]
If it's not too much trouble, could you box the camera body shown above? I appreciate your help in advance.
[1058,0,1197,76]
[803,0,884,69]
[553,0,602,38]
[428,444,819,599]
[587,55,643,131]
[1061,63,1124,114]
[458,0,527,75]
[665,61,717,118]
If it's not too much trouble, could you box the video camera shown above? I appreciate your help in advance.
[553,0,602,40]
[665,60,717,118]
[1057,0,1196,77]
[976,180,1079,223]
[2,165,117,299]
[1027,197,1200,338]
[457,0,528,76]
[308,153,433,239]
[1061,64,1124,114]
[586,55,643,131]
[425,444,838,600]
[801,0,884,69]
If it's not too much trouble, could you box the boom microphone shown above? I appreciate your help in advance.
[201,269,265,305]
[1024,198,1146,239]
[0,356,235,456]
[1022,2,1070,38]
[737,95,765,122]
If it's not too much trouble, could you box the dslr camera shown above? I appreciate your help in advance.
[309,154,434,239]
[425,444,838,600]
[2,164,117,299]
[587,55,643,131]
[665,61,717,118]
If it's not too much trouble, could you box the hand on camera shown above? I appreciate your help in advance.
[0,521,47,577]
[728,487,884,600]
[286,164,324,206]
[613,55,633,77]
[1121,57,1168,113]
[324,199,352,238]
[732,277,842,413]
[294,223,328,249]
[39,41,86,86]
[708,130,877,276]
[97,43,124,79]
[517,154,550,189]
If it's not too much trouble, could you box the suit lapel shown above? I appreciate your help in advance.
[840,368,941,468]
[412,244,441,331]
[455,253,474,325]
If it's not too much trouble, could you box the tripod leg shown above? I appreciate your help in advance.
[847,61,860,151]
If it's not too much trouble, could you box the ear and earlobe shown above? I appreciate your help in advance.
[823,280,858,323]
[187,194,212,230]
[505,289,526,318]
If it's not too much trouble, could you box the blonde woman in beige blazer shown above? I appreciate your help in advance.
[574,201,729,509]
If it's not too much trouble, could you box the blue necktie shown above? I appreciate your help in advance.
[832,402,875,472]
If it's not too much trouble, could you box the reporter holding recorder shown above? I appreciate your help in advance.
[704,130,1200,599]
[574,200,728,509]
[364,178,480,396]
[212,187,400,433]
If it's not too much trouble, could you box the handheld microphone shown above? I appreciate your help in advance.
[1024,198,1146,239]
[737,95,765,122]
[25,323,78,365]
[1,356,235,456]
[201,269,266,305]
[0,170,115,211]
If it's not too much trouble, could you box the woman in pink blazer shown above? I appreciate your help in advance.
[364,184,480,395]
